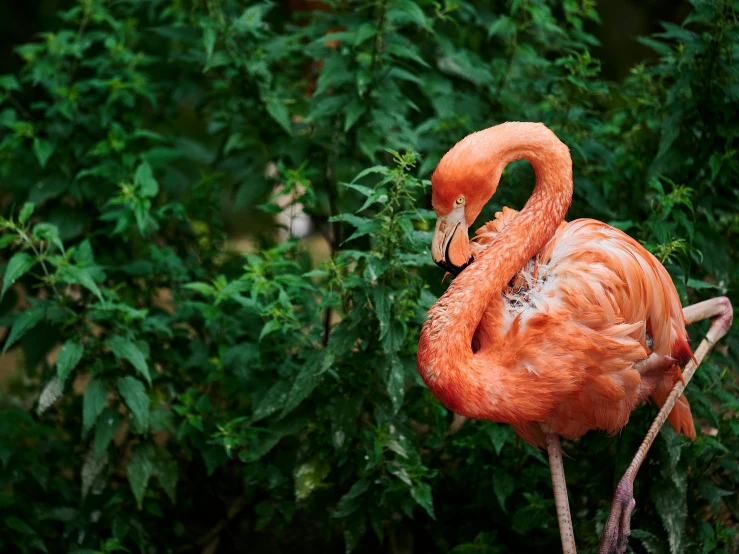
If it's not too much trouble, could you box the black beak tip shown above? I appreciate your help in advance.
[434,256,475,277]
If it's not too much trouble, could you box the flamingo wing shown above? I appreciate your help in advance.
[472,216,695,444]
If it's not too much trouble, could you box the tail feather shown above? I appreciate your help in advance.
[649,363,696,440]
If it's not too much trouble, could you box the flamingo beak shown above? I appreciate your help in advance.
[431,209,473,276]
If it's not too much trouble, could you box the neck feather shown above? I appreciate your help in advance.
[417,122,573,419]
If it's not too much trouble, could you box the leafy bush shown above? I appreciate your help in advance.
[0,0,737,553]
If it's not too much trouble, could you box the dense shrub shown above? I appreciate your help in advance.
[0,0,737,552]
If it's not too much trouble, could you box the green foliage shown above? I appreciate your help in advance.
[0,0,738,552]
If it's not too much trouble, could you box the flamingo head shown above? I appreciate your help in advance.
[430,135,501,275]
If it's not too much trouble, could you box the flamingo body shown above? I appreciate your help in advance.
[472,209,694,445]
[417,122,695,448]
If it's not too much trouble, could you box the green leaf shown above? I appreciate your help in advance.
[2,252,37,299]
[488,15,516,38]
[18,202,34,224]
[391,0,428,28]
[0,75,20,91]
[94,409,122,457]
[203,28,216,59]
[3,305,44,352]
[254,501,274,531]
[32,138,54,168]
[344,101,366,132]
[265,98,291,135]
[334,480,370,518]
[253,379,291,422]
[83,380,107,435]
[350,165,388,184]
[134,161,159,197]
[116,376,150,431]
[106,336,151,384]
[344,220,382,243]
[127,443,155,509]
[294,458,329,501]
[373,287,391,338]
[5,516,35,534]
[60,266,103,300]
[493,473,514,512]
[686,278,721,290]
[344,183,374,198]
[153,451,178,503]
[411,482,435,519]
[32,223,65,254]
[183,282,216,296]
[485,423,512,456]
[56,340,84,386]
[281,350,333,418]
[259,319,281,341]
[387,356,404,413]
[343,511,366,553]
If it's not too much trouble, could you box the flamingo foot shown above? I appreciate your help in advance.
[598,478,635,554]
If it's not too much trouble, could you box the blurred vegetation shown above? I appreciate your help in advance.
[0,0,738,553]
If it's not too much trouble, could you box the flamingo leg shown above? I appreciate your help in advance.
[545,430,577,554]
[598,297,733,554]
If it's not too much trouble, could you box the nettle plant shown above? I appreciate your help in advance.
[0,0,738,553]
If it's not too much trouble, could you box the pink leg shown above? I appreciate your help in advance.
[598,297,733,554]
[545,429,577,554]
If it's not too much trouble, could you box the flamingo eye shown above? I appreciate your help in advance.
[455,196,465,206]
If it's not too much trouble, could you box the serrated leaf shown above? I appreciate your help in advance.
[2,252,37,299]
[60,265,102,300]
[134,161,158,197]
[33,138,54,168]
[281,350,333,418]
[686,278,721,290]
[83,380,107,434]
[127,443,155,508]
[334,480,370,518]
[106,336,151,384]
[350,165,388,184]
[411,482,435,519]
[391,0,428,28]
[344,183,374,198]
[94,408,122,457]
[265,98,291,135]
[381,320,406,354]
[259,319,281,340]
[357,188,390,213]
[3,305,44,352]
[57,340,84,386]
[344,220,382,243]
[37,377,62,416]
[485,423,511,456]
[253,380,291,421]
[344,101,366,132]
[32,222,64,254]
[373,286,391,338]
[493,472,514,512]
[153,450,178,503]
[116,376,149,431]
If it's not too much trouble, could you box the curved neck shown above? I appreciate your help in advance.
[417,124,572,418]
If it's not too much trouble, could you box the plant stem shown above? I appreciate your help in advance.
[18,229,60,297]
